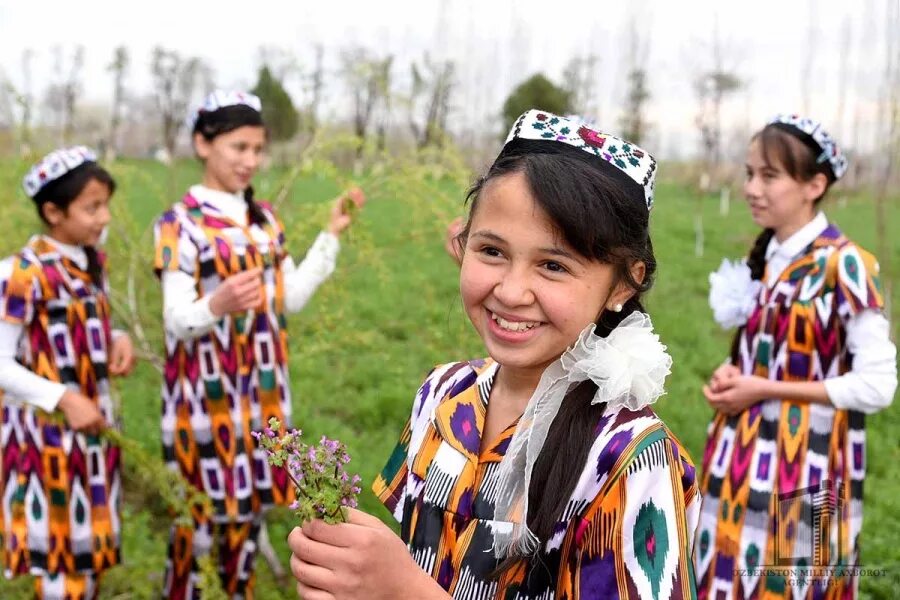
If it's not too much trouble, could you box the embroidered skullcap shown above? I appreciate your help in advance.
[186,90,262,132]
[767,113,848,180]
[22,146,98,199]
[500,110,657,210]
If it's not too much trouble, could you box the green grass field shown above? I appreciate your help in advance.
[0,156,897,598]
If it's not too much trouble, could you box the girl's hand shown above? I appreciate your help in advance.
[58,390,107,435]
[709,363,741,393]
[209,267,263,316]
[288,509,448,600]
[444,217,465,266]
[327,188,366,236]
[703,375,769,417]
[108,333,136,376]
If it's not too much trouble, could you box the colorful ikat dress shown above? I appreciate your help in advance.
[0,235,121,579]
[153,193,294,522]
[697,225,885,599]
[374,358,701,599]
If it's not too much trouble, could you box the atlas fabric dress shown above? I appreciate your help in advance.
[154,186,338,598]
[374,359,702,600]
[696,219,894,600]
[0,235,121,599]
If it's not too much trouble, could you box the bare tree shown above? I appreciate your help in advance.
[106,46,130,161]
[408,55,455,149]
[619,17,651,144]
[873,0,899,319]
[44,45,84,145]
[693,16,742,182]
[0,50,36,155]
[151,47,211,159]
[340,47,393,157]
[303,45,325,135]
[0,75,13,129]
[834,17,853,143]
[563,55,601,119]
[689,15,742,256]
[257,46,300,82]
[800,0,818,115]
[19,49,35,154]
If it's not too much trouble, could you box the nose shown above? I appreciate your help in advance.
[744,174,761,199]
[492,264,535,308]
[244,149,262,172]
[98,205,112,227]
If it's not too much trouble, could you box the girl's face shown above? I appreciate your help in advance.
[43,178,112,247]
[460,171,629,380]
[195,125,266,193]
[743,139,826,237]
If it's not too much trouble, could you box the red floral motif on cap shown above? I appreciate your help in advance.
[578,126,606,148]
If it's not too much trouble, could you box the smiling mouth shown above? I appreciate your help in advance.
[490,311,542,332]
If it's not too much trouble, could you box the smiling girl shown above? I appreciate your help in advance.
[698,115,897,599]
[153,91,364,599]
[286,111,700,599]
[1,147,135,599]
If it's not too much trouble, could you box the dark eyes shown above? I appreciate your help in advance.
[543,261,567,274]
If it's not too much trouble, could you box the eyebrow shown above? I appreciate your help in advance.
[470,230,580,262]
[746,163,779,172]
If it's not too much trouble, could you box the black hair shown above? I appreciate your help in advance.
[460,146,657,568]
[192,104,268,226]
[732,124,836,363]
[32,162,115,289]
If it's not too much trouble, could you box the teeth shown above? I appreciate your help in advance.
[491,312,539,332]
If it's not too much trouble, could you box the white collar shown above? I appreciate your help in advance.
[42,235,88,270]
[189,184,248,224]
[765,212,828,262]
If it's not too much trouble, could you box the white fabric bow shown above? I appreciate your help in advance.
[708,258,763,329]
[491,311,672,558]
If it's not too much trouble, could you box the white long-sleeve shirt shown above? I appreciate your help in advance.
[161,185,340,340]
[0,236,123,411]
[764,212,897,414]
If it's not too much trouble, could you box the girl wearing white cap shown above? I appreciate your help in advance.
[287,111,701,599]
[153,91,364,598]
[698,115,897,599]
[0,148,135,599]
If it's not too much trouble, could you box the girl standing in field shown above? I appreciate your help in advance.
[153,90,364,598]
[287,110,700,599]
[0,147,135,599]
[697,114,897,599]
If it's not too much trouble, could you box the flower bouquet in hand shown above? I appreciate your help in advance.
[253,417,362,525]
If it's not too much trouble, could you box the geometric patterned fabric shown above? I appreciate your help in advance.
[163,514,262,600]
[0,235,121,579]
[153,193,293,523]
[697,225,884,600]
[374,358,702,599]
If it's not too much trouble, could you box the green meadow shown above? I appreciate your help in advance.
[0,155,897,598]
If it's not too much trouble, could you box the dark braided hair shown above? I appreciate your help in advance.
[32,162,115,289]
[460,149,656,573]
[192,104,268,226]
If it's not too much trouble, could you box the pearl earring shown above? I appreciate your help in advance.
[611,303,623,313]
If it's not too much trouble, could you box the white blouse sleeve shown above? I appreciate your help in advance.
[824,309,898,414]
[161,270,218,340]
[283,231,340,314]
[161,230,339,336]
[0,255,68,412]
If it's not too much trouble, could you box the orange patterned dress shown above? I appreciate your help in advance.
[697,226,885,599]
[375,358,701,599]
[0,236,121,580]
